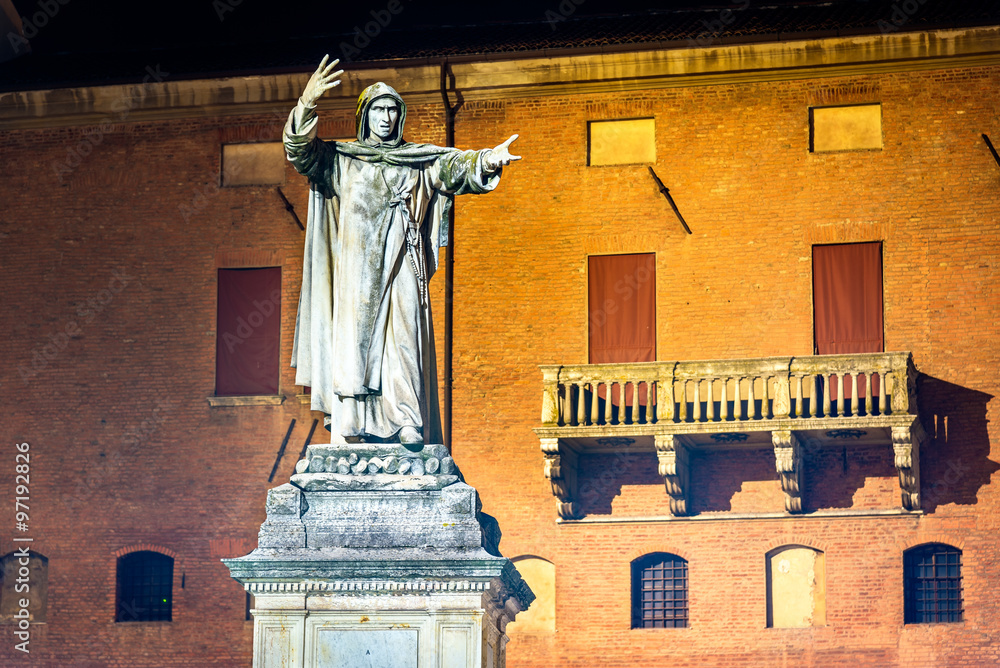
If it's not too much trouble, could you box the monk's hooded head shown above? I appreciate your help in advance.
[356,82,406,147]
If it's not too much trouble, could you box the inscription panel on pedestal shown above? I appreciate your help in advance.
[314,629,418,668]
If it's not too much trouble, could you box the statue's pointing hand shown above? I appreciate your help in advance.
[484,134,521,173]
[301,55,344,108]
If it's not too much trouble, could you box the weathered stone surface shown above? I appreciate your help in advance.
[291,443,457,482]
[257,483,307,549]
[291,473,459,492]
[315,629,418,668]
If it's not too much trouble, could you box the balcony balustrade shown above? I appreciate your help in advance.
[535,352,924,519]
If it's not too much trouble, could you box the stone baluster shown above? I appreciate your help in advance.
[575,382,586,426]
[589,379,599,425]
[603,380,613,425]
[836,373,845,416]
[615,379,626,424]
[795,375,805,418]
[823,374,832,417]
[808,374,815,418]
[877,368,888,415]
[864,372,873,415]
[721,378,730,420]
[630,379,639,423]
[747,376,756,420]
[850,372,859,416]
[693,378,702,422]
[735,377,744,419]
[708,378,717,422]
[678,379,688,422]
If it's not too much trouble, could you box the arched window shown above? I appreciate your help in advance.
[904,543,962,624]
[0,551,48,622]
[116,551,173,622]
[631,553,688,628]
[506,556,556,636]
[766,545,826,628]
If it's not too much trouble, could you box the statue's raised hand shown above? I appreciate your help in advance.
[300,55,344,107]
[484,134,521,172]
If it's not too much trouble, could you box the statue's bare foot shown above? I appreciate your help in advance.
[399,426,423,445]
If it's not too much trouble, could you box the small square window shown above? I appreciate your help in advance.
[222,143,286,186]
[810,103,882,152]
[588,118,656,166]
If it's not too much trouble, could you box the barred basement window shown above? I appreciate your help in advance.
[632,553,688,628]
[904,544,963,624]
[116,551,173,622]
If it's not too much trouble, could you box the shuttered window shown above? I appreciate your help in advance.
[216,268,281,396]
[588,253,656,364]
[588,254,655,409]
[813,242,883,355]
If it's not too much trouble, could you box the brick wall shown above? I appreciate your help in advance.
[0,61,997,666]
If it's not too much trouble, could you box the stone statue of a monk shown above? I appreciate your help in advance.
[284,56,520,446]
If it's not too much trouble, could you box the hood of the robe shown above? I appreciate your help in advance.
[355,82,406,147]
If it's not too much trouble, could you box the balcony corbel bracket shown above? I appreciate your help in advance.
[656,434,690,516]
[892,421,924,511]
[541,438,580,519]
[773,430,804,513]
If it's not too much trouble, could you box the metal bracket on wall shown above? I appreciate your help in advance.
[295,418,320,468]
[648,167,692,234]
[277,187,305,230]
[268,419,296,482]
[982,134,1000,171]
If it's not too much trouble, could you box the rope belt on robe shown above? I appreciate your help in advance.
[388,188,429,308]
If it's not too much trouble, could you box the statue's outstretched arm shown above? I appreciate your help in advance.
[300,55,344,108]
[285,56,344,185]
[483,134,521,173]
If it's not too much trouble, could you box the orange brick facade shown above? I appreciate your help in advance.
[1,41,999,666]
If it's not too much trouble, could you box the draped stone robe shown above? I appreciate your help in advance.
[284,83,501,442]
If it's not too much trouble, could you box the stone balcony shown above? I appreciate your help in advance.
[535,352,924,519]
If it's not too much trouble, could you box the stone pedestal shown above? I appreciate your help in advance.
[223,443,533,668]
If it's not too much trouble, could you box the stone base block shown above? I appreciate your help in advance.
[224,445,533,668]
[250,588,516,668]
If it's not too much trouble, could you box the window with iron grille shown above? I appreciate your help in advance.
[631,553,688,628]
[116,551,173,622]
[904,544,962,624]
